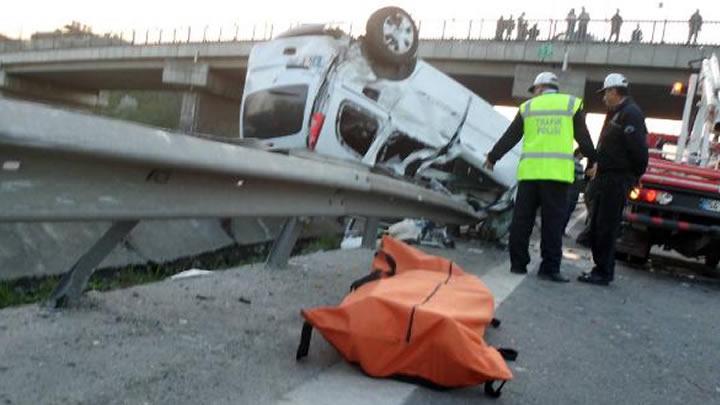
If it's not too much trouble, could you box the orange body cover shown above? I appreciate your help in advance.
[301,236,513,388]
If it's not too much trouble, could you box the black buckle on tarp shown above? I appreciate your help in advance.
[484,380,507,398]
[296,322,313,360]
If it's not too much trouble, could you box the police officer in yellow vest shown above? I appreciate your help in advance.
[485,72,598,282]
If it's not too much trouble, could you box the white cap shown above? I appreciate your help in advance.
[598,73,629,93]
[528,72,559,93]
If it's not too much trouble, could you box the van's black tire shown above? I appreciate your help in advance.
[364,7,418,67]
[368,57,416,81]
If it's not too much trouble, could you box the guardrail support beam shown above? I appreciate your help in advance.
[46,220,139,308]
[265,217,302,269]
[361,217,379,249]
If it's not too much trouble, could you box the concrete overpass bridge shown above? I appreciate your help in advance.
[1,39,717,135]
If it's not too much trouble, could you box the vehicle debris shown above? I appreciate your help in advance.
[169,269,213,281]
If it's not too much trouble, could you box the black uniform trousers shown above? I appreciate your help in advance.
[509,180,569,274]
[589,172,634,281]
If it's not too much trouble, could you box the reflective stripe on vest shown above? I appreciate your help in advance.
[517,93,581,183]
[520,152,575,160]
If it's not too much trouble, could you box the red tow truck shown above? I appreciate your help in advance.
[616,54,720,271]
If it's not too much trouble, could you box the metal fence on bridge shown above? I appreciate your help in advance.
[0,18,718,53]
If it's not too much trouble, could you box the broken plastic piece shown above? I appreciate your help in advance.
[170,269,213,280]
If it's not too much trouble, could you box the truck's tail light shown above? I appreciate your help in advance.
[644,189,657,203]
[628,187,673,205]
[308,112,325,150]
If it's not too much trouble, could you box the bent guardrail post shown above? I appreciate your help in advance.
[46,220,139,308]
[266,217,303,269]
[361,217,379,249]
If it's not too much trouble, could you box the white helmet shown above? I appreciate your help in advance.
[598,73,629,93]
[528,72,559,93]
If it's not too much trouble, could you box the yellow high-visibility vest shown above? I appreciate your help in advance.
[517,92,581,183]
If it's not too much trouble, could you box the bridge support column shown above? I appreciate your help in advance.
[164,62,241,137]
[179,91,239,137]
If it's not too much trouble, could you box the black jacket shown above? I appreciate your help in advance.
[596,97,648,178]
[487,102,598,166]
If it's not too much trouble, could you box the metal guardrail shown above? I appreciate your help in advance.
[0,99,477,224]
[0,18,718,53]
[0,98,480,306]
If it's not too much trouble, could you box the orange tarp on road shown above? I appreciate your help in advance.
[300,236,513,388]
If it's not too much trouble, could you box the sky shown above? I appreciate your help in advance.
[0,0,702,135]
[1,0,716,38]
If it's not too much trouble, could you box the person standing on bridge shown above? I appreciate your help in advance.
[505,15,516,40]
[517,12,528,40]
[496,16,506,40]
[609,9,623,42]
[528,24,540,41]
[578,7,590,41]
[566,9,577,40]
[484,72,598,283]
[687,9,702,45]
[578,74,649,286]
[631,24,643,43]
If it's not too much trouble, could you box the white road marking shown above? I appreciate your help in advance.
[277,362,417,405]
[566,208,588,236]
[482,262,528,309]
[276,260,527,405]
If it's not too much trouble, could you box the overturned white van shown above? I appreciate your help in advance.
[240,7,519,208]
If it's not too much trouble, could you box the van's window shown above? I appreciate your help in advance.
[243,85,308,139]
[337,103,379,156]
[362,87,380,101]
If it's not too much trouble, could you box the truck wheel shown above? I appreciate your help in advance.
[628,254,649,266]
[365,7,418,68]
[615,228,651,266]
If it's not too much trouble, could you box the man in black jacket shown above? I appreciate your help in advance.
[578,73,648,286]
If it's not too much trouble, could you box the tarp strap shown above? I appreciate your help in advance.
[349,270,383,291]
[296,321,313,361]
[484,380,507,398]
[349,249,397,291]
[375,249,397,275]
[497,347,519,362]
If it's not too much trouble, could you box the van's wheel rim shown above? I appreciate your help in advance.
[382,13,415,55]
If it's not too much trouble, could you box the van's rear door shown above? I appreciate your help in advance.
[241,36,339,149]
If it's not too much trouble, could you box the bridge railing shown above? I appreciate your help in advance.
[0,18,718,53]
